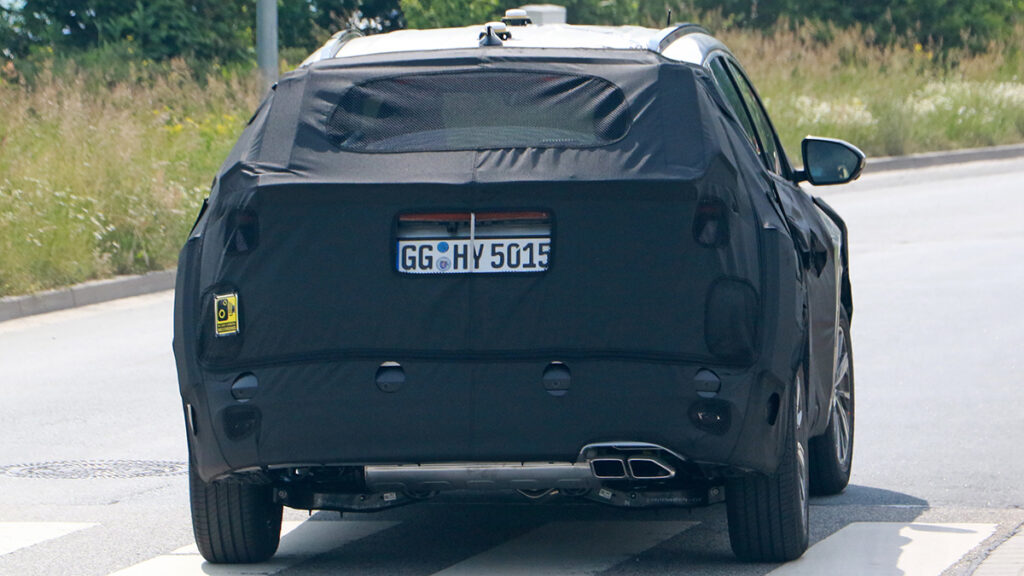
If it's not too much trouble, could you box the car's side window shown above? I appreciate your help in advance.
[725,60,782,174]
[707,56,760,158]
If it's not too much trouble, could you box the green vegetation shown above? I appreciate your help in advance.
[4,0,1021,60]
[0,58,261,296]
[632,0,1024,51]
[399,0,1024,50]
[1,20,1022,297]
[0,1,404,63]
[400,0,501,29]
[720,22,1024,156]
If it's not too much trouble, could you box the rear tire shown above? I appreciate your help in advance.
[189,458,282,564]
[809,309,854,496]
[726,369,810,562]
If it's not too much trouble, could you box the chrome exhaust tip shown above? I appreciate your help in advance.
[626,457,676,479]
[590,458,627,479]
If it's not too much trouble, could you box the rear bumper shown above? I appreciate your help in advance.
[183,357,793,483]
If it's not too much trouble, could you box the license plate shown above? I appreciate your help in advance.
[397,238,550,274]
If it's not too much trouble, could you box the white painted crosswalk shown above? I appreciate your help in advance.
[433,521,697,576]
[0,518,1019,574]
[107,520,399,576]
[0,522,96,556]
[768,523,997,576]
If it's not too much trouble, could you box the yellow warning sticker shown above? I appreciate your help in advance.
[214,293,239,337]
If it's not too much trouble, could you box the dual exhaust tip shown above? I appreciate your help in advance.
[590,456,675,480]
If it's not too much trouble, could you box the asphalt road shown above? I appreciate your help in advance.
[0,158,1022,575]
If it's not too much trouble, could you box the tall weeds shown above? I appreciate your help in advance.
[718,22,1024,156]
[0,60,262,296]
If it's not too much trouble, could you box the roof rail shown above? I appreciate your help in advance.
[301,29,364,66]
[649,23,710,53]
[326,30,365,58]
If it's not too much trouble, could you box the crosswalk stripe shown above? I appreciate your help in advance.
[107,520,399,575]
[0,522,96,556]
[166,519,307,556]
[5,517,1006,575]
[430,521,697,576]
[768,522,997,576]
[973,529,1024,576]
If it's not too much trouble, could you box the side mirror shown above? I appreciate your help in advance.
[799,137,866,186]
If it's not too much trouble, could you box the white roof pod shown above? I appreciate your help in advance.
[501,9,532,26]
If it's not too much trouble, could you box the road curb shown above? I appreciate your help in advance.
[2,143,1023,324]
[0,269,176,323]
[865,143,1024,173]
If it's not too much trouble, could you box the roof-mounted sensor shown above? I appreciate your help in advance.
[502,9,532,26]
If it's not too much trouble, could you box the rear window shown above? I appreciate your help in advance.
[326,71,631,152]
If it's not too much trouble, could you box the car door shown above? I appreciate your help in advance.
[707,53,842,432]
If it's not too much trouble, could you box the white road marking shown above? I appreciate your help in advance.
[973,528,1024,576]
[167,519,307,555]
[107,520,398,575]
[431,521,697,576]
[769,522,997,576]
[0,522,96,556]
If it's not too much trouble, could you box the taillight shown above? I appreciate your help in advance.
[693,197,729,247]
[226,209,259,253]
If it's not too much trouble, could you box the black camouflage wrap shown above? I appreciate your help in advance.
[174,48,843,483]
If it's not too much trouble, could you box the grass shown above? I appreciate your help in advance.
[1,25,1022,297]
[0,58,262,296]
[716,22,1024,156]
